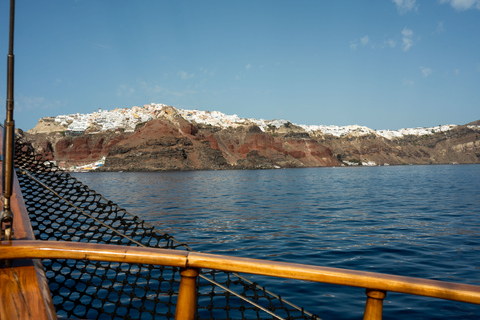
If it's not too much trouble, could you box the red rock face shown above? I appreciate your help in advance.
[104,119,228,171]
[55,139,71,159]
[282,139,336,166]
[206,134,221,150]
[288,150,306,159]
[105,135,126,150]
[54,134,125,165]
[69,137,91,161]
[121,119,179,145]
[181,123,198,136]
[211,126,338,168]
[26,119,340,170]
[23,119,480,170]
[38,141,54,160]
[91,138,104,159]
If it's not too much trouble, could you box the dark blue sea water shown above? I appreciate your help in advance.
[73,164,480,320]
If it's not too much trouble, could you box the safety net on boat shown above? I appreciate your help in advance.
[14,138,318,320]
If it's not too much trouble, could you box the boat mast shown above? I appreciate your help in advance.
[1,0,16,241]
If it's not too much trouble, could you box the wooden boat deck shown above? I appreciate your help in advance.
[2,135,480,320]
[0,129,57,320]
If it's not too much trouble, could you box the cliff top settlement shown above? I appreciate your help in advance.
[29,103,467,140]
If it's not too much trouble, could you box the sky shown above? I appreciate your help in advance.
[0,0,479,131]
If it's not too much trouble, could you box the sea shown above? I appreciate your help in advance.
[72,164,480,320]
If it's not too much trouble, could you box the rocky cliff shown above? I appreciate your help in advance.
[21,112,480,171]
[325,126,480,165]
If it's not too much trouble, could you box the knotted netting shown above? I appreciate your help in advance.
[14,138,318,320]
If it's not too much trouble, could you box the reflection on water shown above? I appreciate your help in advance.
[73,165,480,319]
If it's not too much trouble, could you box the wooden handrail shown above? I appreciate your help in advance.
[0,129,57,320]
[186,251,480,304]
[1,239,480,320]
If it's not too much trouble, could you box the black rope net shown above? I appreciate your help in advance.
[14,138,318,320]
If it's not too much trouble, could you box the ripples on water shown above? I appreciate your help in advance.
[73,165,480,319]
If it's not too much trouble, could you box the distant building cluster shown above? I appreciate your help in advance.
[177,107,458,139]
[178,109,246,127]
[54,103,168,134]
[51,102,458,140]
[300,124,375,137]
[376,125,457,139]
[298,123,457,139]
[178,110,292,131]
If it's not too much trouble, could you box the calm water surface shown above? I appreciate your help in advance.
[73,165,480,319]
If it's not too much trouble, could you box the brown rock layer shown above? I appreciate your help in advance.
[326,126,480,165]
[21,117,480,171]
[104,119,228,171]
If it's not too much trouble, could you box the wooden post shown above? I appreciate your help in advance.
[175,267,199,320]
[363,289,386,320]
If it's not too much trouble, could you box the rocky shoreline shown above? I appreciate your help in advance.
[20,107,480,172]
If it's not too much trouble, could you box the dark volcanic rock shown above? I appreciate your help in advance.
[38,141,54,160]
[102,119,230,171]
[23,117,480,171]
[54,134,126,164]
[326,126,480,165]
[208,126,338,169]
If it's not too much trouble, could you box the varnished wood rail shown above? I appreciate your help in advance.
[0,129,57,320]
[2,240,480,320]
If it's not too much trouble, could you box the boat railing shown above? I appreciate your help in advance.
[2,240,480,320]
[2,1,480,318]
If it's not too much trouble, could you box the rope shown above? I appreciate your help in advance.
[18,167,145,247]
[18,166,287,320]
[12,136,313,318]
[14,137,319,320]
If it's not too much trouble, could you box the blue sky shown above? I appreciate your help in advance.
[0,0,479,131]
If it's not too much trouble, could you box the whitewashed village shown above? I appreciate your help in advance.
[31,103,465,171]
